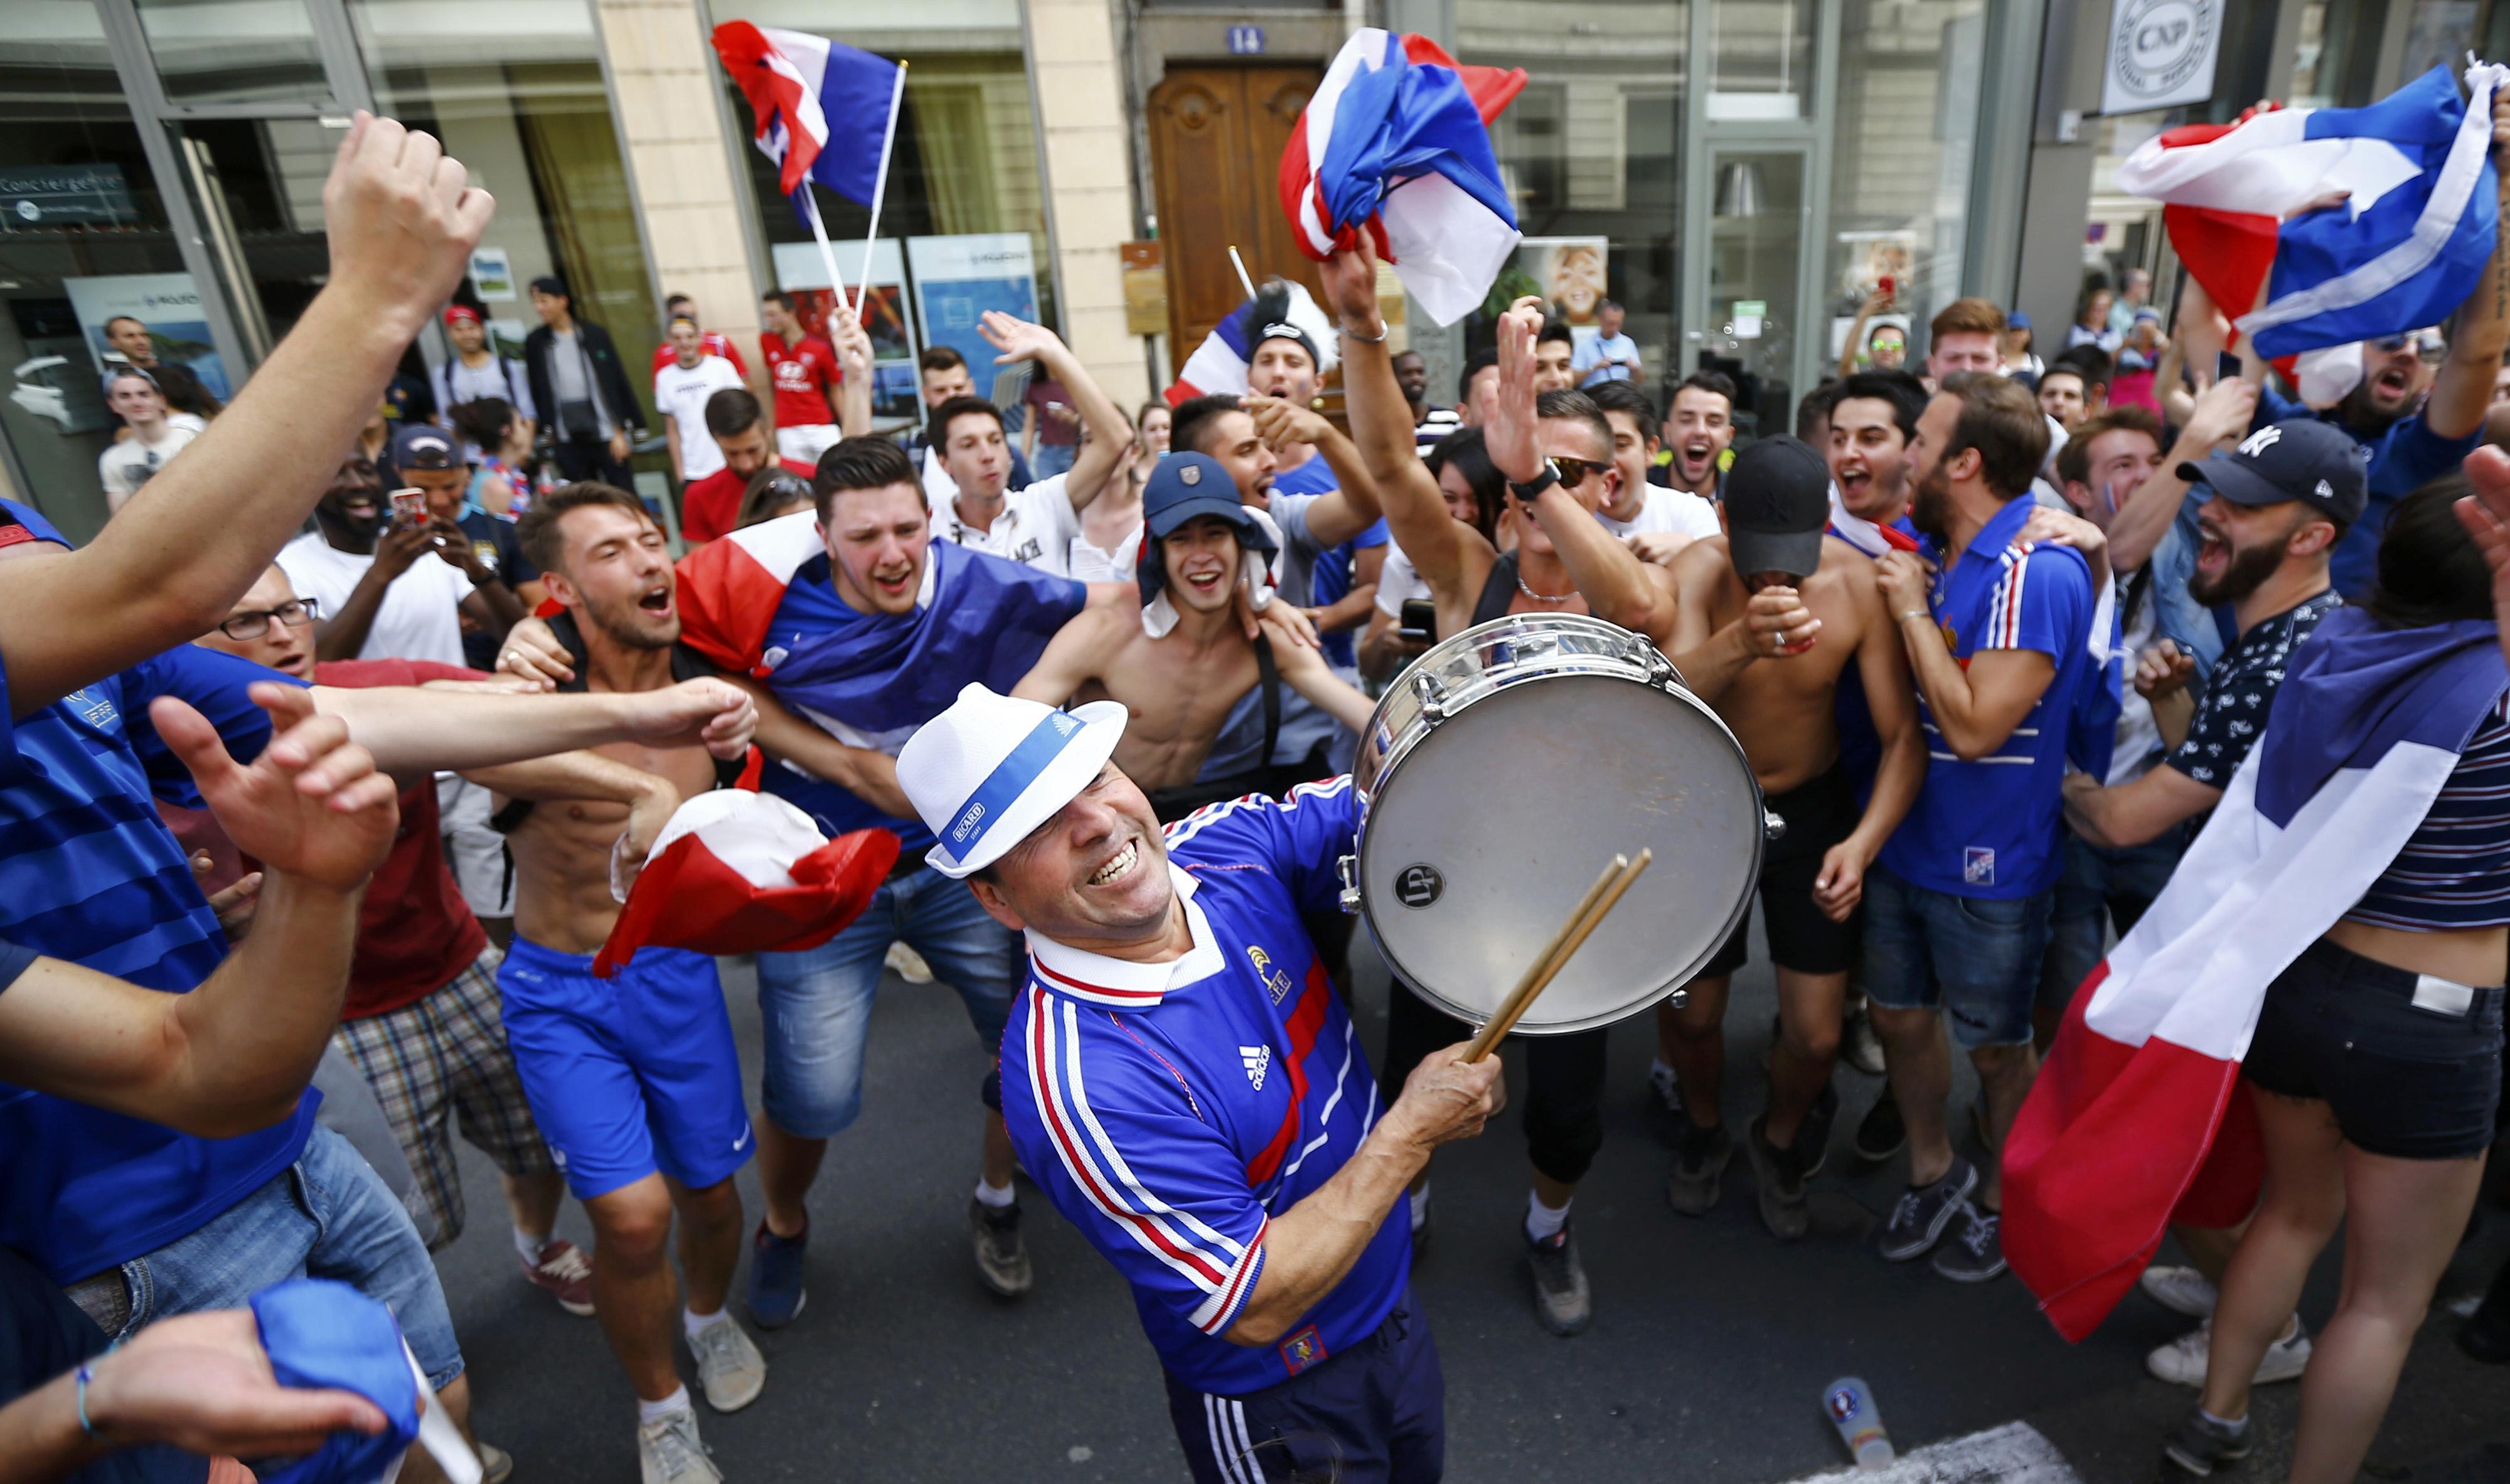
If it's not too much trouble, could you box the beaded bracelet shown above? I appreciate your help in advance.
[75,1362,100,1438]
[1338,323,1389,344]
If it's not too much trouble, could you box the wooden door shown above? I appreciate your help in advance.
[1147,65,1326,370]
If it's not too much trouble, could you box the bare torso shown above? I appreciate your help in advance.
[1432,543,1589,643]
[506,717,719,957]
[1064,606,1264,789]
[1691,536,1874,793]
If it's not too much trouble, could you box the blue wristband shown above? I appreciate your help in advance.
[75,1362,99,1437]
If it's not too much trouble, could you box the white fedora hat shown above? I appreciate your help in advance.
[899,685,1130,879]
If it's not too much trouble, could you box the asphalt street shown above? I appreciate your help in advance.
[435,926,2510,1482]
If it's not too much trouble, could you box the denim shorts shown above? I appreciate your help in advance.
[753,865,1021,1138]
[1860,863,2054,1050]
[2037,821,2196,1012]
[2243,937,2505,1160]
[64,1123,462,1390]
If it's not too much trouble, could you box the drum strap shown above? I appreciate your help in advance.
[1143,633,1293,823]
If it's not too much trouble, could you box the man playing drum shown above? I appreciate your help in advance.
[895,685,1502,1484]
[1013,453,1380,819]
[1656,440,1925,1239]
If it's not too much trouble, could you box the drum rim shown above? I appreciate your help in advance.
[1352,614,1766,1035]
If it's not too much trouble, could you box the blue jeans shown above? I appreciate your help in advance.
[1861,863,2054,1051]
[1028,441,1077,480]
[86,1123,462,1389]
[754,866,1022,1138]
[2037,823,2195,1013]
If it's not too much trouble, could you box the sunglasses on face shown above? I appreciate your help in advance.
[1534,456,1613,493]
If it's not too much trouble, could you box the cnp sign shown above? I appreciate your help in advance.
[2103,0,2221,115]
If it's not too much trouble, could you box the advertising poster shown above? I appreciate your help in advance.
[905,233,1038,387]
[774,239,918,419]
[1518,237,1610,326]
[62,272,232,402]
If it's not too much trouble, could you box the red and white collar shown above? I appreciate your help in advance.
[1025,865,1225,1009]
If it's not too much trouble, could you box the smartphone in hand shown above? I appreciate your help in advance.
[389,489,428,528]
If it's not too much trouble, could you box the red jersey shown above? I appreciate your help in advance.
[762,332,840,428]
[651,332,747,378]
[680,457,815,543]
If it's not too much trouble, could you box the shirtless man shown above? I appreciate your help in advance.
[502,484,769,1484]
[1656,439,1925,1240]
[1013,453,1374,818]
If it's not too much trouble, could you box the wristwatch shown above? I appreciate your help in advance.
[1507,465,1558,502]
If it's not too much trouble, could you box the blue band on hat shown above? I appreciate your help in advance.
[937,709,1087,867]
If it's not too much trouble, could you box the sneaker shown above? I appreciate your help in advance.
[970,1196,1033,1297]
[885,941,934,983]
[2460,1263,2510,1364]
[2160,1406,2254,1476]
[1876,1157,1976,1261]
[687,1314,766,1412]
[2147,1316,2311,1387]
[1852,1089,1906,1163]
[521,1239,595,1317]
[1841,999,1887,1076]
[1525,1224,1592,1337]
[1645,1061,1686,1147]
[1930,1202,2007,1282]
[1793,1083,1841,1179]
[1745,1114,1809,1242]
[638,1407,722,1484]
[2140,1264,2219,1320]
[478,1442,515,1484]
[1665,1118,1734,1216]
[745,1221,807,1329]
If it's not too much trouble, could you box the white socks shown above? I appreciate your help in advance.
[1408,1183,1431,1228]
[1524,1190,1571,1242]
[638,1385,693,1426]
[513,1227,551,1264]
[683,1307,727,1342]
[974,1177,1016,1210]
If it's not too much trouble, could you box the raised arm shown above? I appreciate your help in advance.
[2423,89,2510,439]
[1839,286,1886,378]
[3,115,490,718]
[2107,376,2256,573]
[981,311,1134,513]
[1664,540,1810,700]
[1243,396,1387,548]
[831,303,875,440]
[313,676,756,776]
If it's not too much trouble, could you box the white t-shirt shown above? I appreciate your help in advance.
[1069,523,1144,584]
[929,475,1082,576]
[1599,486,1721,540]
[654,355,747,481]
[277,531,476,667]
[2106,569,2164,786]
[97,415,206,500]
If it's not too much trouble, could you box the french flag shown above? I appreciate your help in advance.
[2117,63,2508,359]
[1280,29,1527,327]
[711,21,902,207]
[2005,607,2508,1342]
[1165,279,1335,406]
[595,789,897,977]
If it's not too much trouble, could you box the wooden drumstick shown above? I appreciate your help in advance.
[1465,848,1653,1062]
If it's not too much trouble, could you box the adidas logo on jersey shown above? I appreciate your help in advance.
[1241,1045,1271,1092]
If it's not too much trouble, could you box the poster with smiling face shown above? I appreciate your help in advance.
[1519,237,1609,326]
[63,272,232,402]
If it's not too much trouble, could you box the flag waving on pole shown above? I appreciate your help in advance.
[712,21,903,208]
[2117,62,2508,358]
[1280,29,1527,326]
[2005,609,2508,1342]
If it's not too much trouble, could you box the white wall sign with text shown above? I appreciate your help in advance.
[2102,0,2221,117]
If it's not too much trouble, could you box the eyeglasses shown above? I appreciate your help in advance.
[2371,331,2448,364]
[218,597,321,641]
[1538,456,1615,492]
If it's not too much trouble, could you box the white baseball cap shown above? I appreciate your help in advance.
[899,685,1130,879]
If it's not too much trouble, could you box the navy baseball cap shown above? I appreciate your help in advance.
[1722,437,1832,580]
[2177,418,2368,528]
[1136,452,1273,602]
[2007,311,2032,331]
[390,424,460,472]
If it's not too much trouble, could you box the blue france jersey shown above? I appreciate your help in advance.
[1001,778,1404,1396]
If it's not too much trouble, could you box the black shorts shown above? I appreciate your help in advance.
[2243,937,2506,1160]
[1702,761,1862,979]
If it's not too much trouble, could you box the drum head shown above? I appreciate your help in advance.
[1362,671,1761,1034]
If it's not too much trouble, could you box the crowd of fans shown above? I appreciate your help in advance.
[5,104,2510,1484]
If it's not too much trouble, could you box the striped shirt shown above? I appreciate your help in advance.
[0,646,321,1282]
[2347,688,2510,931]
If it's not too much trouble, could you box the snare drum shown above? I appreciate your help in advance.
[1343,613,1765,1035]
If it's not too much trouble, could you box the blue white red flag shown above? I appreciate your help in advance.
[1281,29,1527,326]
[712,21,902,208]
[1165,280,1336,407]
[2007,607,2507,1342]
[2118,63,2508,359]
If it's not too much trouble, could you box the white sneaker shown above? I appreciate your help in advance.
[2140,1263,2219,1319]
[688,1314,767,1412]
[2145,1316,2311,1387]
[638,1408,722,1484]
[885,942,934,984]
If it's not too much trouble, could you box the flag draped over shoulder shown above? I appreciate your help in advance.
[2117,63,2507,359]
[2007,608,2508,1342]
[595,791,896,976]
[1279,29,1527,326]
[673,510,1088,743]
[711,21,901,206]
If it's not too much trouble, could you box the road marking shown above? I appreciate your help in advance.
[1778,1421,2082,1483]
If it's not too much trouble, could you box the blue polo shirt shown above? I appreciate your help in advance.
[1001,778,1405,1396]
[1880,496,2096,900]
[2255,385,2476,600]
[0,646,321,1282]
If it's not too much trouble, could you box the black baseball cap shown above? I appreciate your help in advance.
[390,424,460,472]
[1722,437,1832,580]
[2176,417,2368,528]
